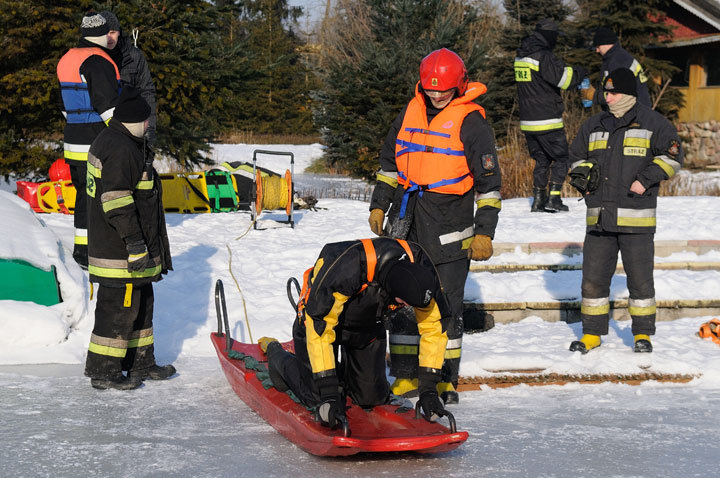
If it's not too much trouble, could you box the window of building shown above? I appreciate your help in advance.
[704,50,720,86]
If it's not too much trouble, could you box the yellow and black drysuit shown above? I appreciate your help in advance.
[84,119,172,380]
[267,238,451,410]
[369,82,501,389]
[57,39,121,267]
[569,103,683,337]
[514,31,585,191]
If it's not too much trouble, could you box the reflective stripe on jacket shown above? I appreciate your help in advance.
[395,82,487,196]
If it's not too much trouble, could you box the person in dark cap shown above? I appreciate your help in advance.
[100,10,158,148]
[84,87,174,390]
[567,68,684,355]
[57,11,122,268]
[514,19,588,213]
[257,237,453,429]
[585,26,652,108]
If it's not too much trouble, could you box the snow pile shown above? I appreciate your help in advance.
[0,191,89,363]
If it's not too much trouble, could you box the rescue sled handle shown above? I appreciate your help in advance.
[214,279,232,353]
[415,402,458,433]
[287,277,301,313]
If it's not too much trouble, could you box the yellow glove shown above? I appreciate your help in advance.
[468,234,493,261]
[368,208,385,236]
[581,84,596,102]
[258,336,278,354]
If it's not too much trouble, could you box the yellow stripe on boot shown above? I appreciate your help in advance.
[634,334,653,353]
[258,336,279,354]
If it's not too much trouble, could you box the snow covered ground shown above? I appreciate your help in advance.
[2,143,720,475]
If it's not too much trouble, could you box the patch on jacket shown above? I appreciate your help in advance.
[668,140,681,158]
[482,154,496,170]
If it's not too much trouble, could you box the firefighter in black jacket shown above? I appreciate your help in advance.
[582,27,652,109]
[567,68,683,354]
[84,88,174,390]
[100,10,158,147]
[57,12,122,268]
[367,48,501,404]
[514,19,587,212]
[260,238,452,428]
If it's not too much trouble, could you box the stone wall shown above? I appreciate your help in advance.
[678,121,720,168]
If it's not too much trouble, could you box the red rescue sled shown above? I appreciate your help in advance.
[211,279,469,456]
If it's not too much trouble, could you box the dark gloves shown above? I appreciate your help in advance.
[418,391,446,422]
[418,368,446,421]
[318,397,346,429]
[569,162,600,195]
[126,240,152,272]
[575,66,588,83]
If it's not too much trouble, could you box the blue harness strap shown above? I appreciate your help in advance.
[396,171,470,218]
[396,139,465,157]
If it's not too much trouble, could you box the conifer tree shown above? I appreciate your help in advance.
[0,1,93,177]
[315,0,497,178]
[231,0,316,136]
[108,0,254,168]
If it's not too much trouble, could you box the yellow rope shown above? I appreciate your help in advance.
[260,174,289,211]
[226,244,254,344]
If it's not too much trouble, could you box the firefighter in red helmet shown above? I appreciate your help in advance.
[368,48,502,404]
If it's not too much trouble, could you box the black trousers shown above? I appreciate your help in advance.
[85,283,156,379]
[581,231,656,336]
[524,129,570,188]
[68,161,88,264]
[388,258,469,386]
[268,318,389,409]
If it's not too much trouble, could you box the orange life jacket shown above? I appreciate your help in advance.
[57,47,120,124]
[395,82,487,197]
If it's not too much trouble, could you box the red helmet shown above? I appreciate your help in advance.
[49,158,71,181]
[419,48,468,95]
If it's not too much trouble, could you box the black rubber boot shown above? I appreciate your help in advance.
[530,187,552,212]
[266,341,290,392]
[128,364,177,381]
[91,374,142,390]
[546,183,569,212]
[634,339,653,353]
[441,391,459,405]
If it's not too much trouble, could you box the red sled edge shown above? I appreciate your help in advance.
[211,333,469,457]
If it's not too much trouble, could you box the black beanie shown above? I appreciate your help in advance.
[114,87,151,122]
[604,68,637,96]
[80,12,109,38]
[99,11,121,32]
[383,260,435,308]
[593,27,618,47]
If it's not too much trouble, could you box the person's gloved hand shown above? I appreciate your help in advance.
[569,162,599,195]
[368,208,385,236]
[126,241,153,272]
[467,234,493,261]
[318,397,346,429]
[418,390,447,422]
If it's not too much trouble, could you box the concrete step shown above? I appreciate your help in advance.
[492,240,720,257]
[470,261,720,273]
[464,299,720,324]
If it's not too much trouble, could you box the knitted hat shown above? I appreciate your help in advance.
[383,260,435,308]
[80,12,109,38]
[603,68,637,96]
[114,87,151,123]
[593,27,618,47]
[99,11,121,32]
